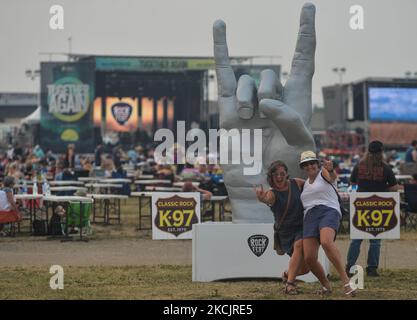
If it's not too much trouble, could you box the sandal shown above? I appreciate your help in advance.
[316,286,332,295]
[281,271,288,284]
[344,283,357,297]
[284,281,298,295]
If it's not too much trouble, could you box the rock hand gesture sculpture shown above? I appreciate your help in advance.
[213,3,316,223]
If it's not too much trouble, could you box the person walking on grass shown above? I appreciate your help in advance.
[255,160,310,295]
[299,151,356,296]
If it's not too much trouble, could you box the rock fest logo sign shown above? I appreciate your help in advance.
[350,193,400,239]
[111,102,132,126]
[247,235,269,257]
[152,193,200,239]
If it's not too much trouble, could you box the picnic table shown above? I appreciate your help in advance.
[50,186,88,194]
[131,192,153,230]
[42,195,94,241]
[87,193,128,225]
[98,178,132,184]
[135,175,155,180]
[396,175,412,183]
[135,179,172,192]
[338,175,412,182]
[49,181,85,186]
[204,196,229,221]
[78,177,102,183]
[134,179,171,185]
[145,186,182,192]
[85,183,123,194]
[14,194,44,233]
[172,182,200,188]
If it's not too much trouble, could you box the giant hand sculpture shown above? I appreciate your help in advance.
[213,3,316,223]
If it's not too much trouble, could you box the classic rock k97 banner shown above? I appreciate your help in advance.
[152,192,201,240]
[350,192,400,239]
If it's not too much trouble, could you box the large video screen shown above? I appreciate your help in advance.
[369,87,417,122]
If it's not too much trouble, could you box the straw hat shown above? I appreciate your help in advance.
[299,150,319,166]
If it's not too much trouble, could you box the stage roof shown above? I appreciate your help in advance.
[42,54,277,73]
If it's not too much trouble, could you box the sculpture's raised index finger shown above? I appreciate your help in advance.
[290,3,316,78]
[213,20,237,97]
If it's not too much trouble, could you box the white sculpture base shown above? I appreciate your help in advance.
[192,222,329,282]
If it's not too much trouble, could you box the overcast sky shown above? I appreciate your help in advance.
[1,0,417,105]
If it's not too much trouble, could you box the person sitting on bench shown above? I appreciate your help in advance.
[0,176,22,236]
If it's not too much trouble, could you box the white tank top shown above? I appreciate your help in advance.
[300,170,341,216]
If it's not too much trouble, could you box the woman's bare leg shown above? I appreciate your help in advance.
[296,260,310,276]
[303,237,331,289]
[286,239,304,283]
[319,227,352,293]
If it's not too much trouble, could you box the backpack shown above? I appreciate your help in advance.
[32,219,48,236]
[48,213,64,236]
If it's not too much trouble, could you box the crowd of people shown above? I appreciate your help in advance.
[1,138,415,193]
[0,142,224,186]
[0,141,226,236]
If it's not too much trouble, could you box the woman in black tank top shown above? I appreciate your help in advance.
[255,160,309,295]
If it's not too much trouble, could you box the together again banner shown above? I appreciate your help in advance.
[40,62,95,153]
[152,192,201,240]
[350,192,400,239]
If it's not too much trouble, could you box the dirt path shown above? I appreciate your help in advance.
[0,239,192,267]
[1,238,416,269]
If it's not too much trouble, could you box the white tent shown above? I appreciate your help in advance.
[20,106,40,125]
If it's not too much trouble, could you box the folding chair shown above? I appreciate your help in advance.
[0,211,22,237]
[403,184,417,230]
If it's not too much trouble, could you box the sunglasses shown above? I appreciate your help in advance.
[301,160,318,168]
[272,172,287,177]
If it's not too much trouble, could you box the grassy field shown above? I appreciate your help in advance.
[0,265,416,300]
[3,198,417,300]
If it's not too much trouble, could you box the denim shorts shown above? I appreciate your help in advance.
[303,205,341,240]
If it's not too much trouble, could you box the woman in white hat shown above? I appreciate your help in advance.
[299,150,356,296]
